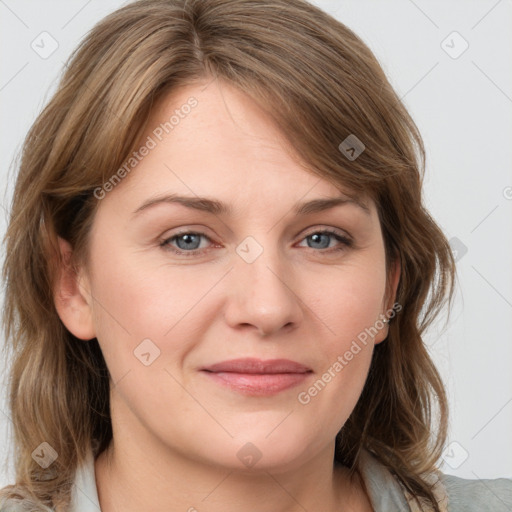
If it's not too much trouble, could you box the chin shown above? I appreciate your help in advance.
[196,428,322,474]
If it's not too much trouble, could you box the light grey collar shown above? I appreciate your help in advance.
[356,449,412,511]
[70,447,411,512]
[70,449,101,512]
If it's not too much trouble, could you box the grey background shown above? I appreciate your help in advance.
[1,0,511,488]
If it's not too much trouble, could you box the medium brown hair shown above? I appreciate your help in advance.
[1,0,455,510]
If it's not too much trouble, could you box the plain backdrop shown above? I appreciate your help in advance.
[0,0,511,489]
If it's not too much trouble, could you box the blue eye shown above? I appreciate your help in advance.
[160,229,352,257]
[298,230,352,251]
[169,232,204,251]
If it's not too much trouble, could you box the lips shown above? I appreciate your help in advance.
[200,358,313,396]
[201,358,312,374]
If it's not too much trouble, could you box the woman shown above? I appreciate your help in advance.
[1,0,511,511]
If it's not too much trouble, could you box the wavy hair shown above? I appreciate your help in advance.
[1,0,455,510]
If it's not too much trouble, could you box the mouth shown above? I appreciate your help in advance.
[200,358,313,396]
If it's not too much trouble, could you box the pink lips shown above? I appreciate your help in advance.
[200,358,313,396]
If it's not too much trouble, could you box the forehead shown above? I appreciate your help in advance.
[102,79,375,217]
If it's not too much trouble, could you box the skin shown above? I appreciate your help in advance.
[54,77,400,512]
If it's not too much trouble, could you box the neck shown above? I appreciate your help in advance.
[94,393,371,512]
[95,438,369,512]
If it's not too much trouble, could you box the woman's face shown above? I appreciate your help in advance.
[69,79,398,472]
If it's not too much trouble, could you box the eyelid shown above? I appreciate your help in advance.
[161,224,352,241]
[301,225,352,240]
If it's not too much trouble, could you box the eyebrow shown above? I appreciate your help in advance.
[132,193,370,217]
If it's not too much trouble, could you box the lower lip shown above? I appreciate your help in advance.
[201,371,311,396]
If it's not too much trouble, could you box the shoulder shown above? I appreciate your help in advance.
[0,499,52,511]
[0,487,54,512]
[439,472,512,512]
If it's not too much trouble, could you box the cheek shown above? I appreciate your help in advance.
[312,260,387,346]
[294,261,386,421]
[86,240,219,378]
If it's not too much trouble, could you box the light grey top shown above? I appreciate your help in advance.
[69,448,512,512]
[2,448,512,511]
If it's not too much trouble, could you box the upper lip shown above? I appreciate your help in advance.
[201,358,312,374]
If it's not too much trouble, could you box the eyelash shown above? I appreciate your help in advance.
[159,228,353,257]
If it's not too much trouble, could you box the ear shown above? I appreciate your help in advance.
[374,255,401,345]
[53,237,96,340]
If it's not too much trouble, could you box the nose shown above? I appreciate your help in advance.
[223,245,304,337]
